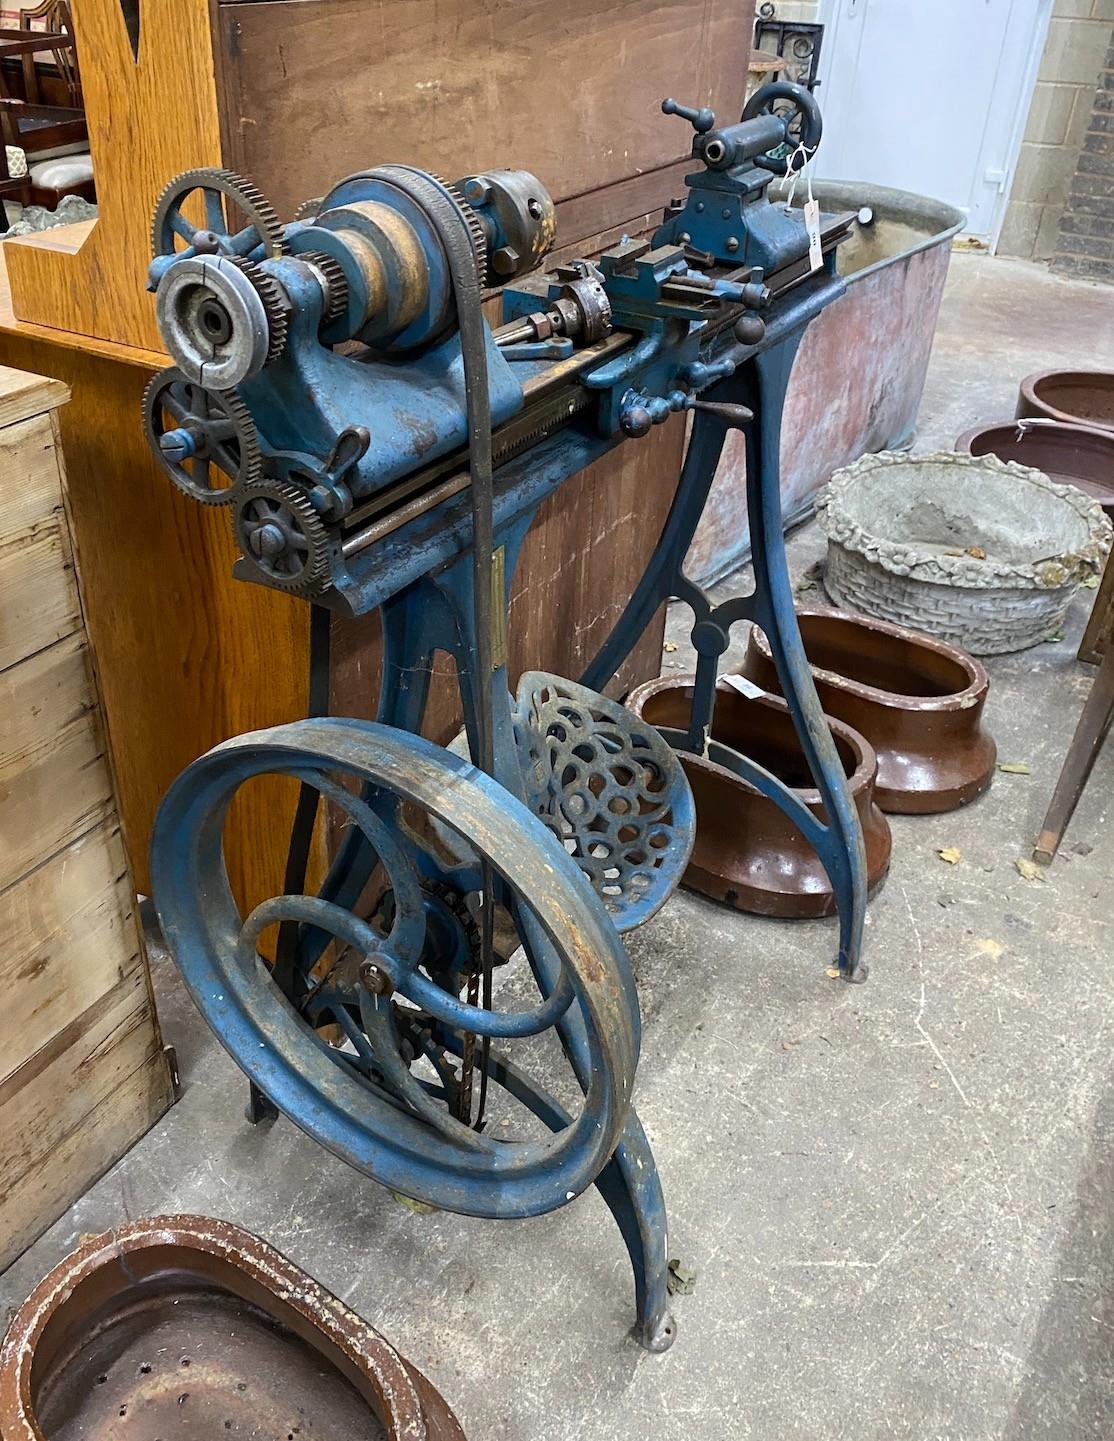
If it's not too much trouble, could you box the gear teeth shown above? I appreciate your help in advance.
[301,250,350,326]
[234,480,332,597]
[151,166,286,260]
[142,365,262,505]
[431,172,489,284]
[294,195,325,222]
[227,258,291,364]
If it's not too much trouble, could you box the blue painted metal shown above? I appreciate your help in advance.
[146,84,866,1351]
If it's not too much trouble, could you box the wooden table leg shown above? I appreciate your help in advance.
[1078,547,1114,665]
[1033,644,1114,863]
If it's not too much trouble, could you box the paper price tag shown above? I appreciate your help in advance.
[804,197,823,273]
[719,673,766,701]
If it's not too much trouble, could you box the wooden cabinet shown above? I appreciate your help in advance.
[0,365,172,1269]
[0,0,753,911]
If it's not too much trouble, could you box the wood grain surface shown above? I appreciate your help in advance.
[4,0,223,350]
[216,0,749,221]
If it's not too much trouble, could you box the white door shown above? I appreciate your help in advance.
[814,0,1052,243]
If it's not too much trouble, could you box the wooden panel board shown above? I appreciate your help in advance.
[0,824,139,1082]
[216,0,750,221]
[0,970,170,1270]
[4,0,223,350]
[0,362,69,430]
[0,411,82,670]
[0,631,114,892]
[0,329,316,908]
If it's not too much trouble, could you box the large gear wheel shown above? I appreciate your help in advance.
[151,166,285,261]
[142,366,261,505]
[233,480,331,596]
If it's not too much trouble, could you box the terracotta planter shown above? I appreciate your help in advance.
[1016,369,1114,433]
[957,418,1114,517]
[737,608,996,814]
[0,1215,465,1441]
[627,676,891,918]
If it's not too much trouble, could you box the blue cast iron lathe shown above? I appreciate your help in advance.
[144,82,869,1352]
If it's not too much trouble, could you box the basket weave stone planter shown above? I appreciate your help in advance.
[816,451,1111,655]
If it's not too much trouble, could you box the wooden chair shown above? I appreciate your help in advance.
[0,1,91,217]
[1032,548,1114,863]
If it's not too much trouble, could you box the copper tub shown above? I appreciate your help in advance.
[627,676,891,918]
[738,608,996,814]
[0,1216,465,1441]
[1016,369,1114,433]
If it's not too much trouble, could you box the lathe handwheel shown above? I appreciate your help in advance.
[741,80,823,174]
[150,719,640,1219]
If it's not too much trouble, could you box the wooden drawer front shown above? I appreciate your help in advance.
[0,825,139,1082]
[0,630,113,891]
[0,970,167,1270]
[0,410,80,671]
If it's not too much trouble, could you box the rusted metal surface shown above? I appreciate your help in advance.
[627,676,891,918]
[0,1215,466,1441]
[739,607,996,813]
[687,180,964,585]
[1016,370,1114,434]
[957,419,1114,518]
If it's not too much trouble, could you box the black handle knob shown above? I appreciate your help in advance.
[661,97,716,135]
[620,403,654,438]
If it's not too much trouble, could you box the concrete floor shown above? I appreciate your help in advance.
[4,254,1114,1439]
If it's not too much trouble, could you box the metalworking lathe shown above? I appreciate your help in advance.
[144,82,868,1350]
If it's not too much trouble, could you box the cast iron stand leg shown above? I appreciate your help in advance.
[743,339,868,979]
[435,531,676,1351]
[1033,644,1114,863]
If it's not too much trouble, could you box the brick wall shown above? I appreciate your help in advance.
[998,1,1114,261]
[1051,28,1114,279]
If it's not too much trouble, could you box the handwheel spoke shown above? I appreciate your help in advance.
[204,189,226,234]
[169,209,196,243]
[359,993,494,1153]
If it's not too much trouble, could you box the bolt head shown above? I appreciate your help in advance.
[492,246,521,276]
[462,176,492,205]
[725,236,740,253]
[359,959,392,995]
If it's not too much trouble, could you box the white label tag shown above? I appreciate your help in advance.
[719,673,766,701]
[805,197,823,273]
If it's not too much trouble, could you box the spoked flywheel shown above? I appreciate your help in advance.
[150,719,640,1218]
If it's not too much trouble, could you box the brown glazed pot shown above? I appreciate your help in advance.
[627,676,891,918]
[0,1216,465,1441]
[957,418,1114,517]
[738,607,996,813]
[1016,369,1114,433]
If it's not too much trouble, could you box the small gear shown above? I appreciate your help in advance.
[231,257,291,363]
[233,479,332,596]
[151,167,285,260]
[301,250,350,326]
[294,195,324,222]
[433,174,489,284]
[142,365,261,505]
